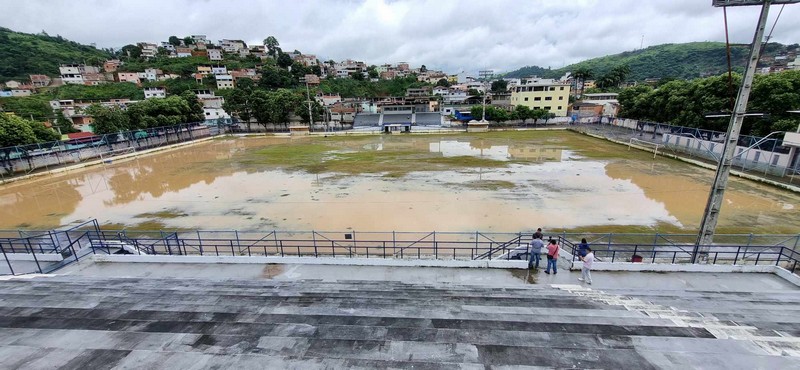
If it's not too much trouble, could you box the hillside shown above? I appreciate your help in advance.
[0,27,112,81]
[503,42,799,81]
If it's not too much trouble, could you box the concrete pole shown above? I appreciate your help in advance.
[693,1,772,263]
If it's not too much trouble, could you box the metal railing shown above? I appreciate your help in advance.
[2,223,799,277]
[0,122,220,180]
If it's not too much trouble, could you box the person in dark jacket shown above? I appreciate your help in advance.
[577,238,589,258]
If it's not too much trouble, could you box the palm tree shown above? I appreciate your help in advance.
[572,67,593,98]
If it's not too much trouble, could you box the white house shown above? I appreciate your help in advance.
[211,66,228,75]
[208,49,223,61]
[215,74,234,89]
[144,87,166,99]
[144,68,162,82]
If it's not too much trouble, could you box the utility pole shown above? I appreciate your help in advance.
[694,0,798,262]
[304,78,314,128]
[478,70,494,122]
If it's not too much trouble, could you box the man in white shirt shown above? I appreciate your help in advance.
[578,247,594,284]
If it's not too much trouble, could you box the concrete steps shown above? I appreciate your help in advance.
[0,275,798,368]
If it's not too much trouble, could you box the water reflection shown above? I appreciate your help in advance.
[0,134,798,233]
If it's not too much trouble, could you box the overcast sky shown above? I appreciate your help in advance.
[2,0,799,74]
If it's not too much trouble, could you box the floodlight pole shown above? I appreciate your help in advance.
[693,0,772,263]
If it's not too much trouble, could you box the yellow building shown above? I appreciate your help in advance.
[510,78,570,117]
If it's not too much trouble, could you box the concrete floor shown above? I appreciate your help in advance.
[59,260,798,292]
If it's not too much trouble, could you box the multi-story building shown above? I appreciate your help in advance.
[207,49,223,61]
[211,65,228,75]
[192,35,210,44]
[220,39,247,53]
[103,59,122,73]
[509,77,570,117]
[334,59,367,78]
[197,65,212,76]
[117,72,141,84]
[29,75,51,87]
[138,43,158,59]
[144,87,166,99]
[175,47,193,58]
[59,64,101,85]
[294,54,318,67]
[215,74,234,89]
[144,68,162,82]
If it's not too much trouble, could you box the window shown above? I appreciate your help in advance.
[524,97,529,101]
[560,87,565,90]
[544,106,551,110]
[534,97,541,101]
[558,96,563,100]
[557,106,562,110]
[545,97,552,101]
[549,87,556,91]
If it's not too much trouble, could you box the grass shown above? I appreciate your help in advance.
[134,209,188,219]
[462,180,517,191]
[242,140,509,176]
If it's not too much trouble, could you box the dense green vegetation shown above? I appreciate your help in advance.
[319,75,430,98]
[504,42,798,81]
[88,92,203,135]
[0,113,60,147]
[0,27,112,81]
[618,70,800,136]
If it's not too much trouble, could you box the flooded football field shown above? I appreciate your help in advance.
[1,130,798,234]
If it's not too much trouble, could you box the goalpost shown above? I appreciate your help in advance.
[628,138,660,159]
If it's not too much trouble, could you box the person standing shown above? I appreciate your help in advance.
[545,239,559,274]
[577,238,589,259]
[578,247,594,284]
[533,228,543,241]
[528,236,544,269]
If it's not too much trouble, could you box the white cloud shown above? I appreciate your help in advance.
[2,0,798,73]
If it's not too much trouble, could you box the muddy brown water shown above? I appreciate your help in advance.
[1,131,798,234]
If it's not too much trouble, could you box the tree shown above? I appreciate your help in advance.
[351,71,365,81]
[467,88,481,96]
[420,65,427,73]
[121,44,142,59]
[223,82,255,130]
[514,105,533,124]
[491,80,508,93]
[0,114,38,147]
[54,111,78,134]
[367,65,379,79]
[310,65,323,77]
[263,36,280,57]
[259,66,295,89]
[276,52,293,69]
[168,36,181,46]
[572,67,593,98]
[249,89,299,130]
[436,78,450,87]
[86,104,130,135]
[183,36,194,45]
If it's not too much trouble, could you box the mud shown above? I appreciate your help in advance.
[1,132,798,234]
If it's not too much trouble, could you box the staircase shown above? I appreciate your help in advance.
[0,274,797,368]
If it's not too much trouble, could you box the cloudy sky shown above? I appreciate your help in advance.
[3,0,799,74]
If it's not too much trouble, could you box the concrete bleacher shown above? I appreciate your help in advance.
[0,265,798,368]
[416,112,444,126]
[353,113,380,127]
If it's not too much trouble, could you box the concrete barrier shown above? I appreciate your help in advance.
[4,253,64,262]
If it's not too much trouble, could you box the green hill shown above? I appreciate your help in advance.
[0,27,112,81]
[503,42,799,81]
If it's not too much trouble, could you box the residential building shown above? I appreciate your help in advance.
[238,49,250,58]
[211,65,228,75]
[0,91,12,97]
[192,35,210,44]
[175,47,193,58]
[316,94,342,106]
[191,50,208,58]
[29,75,51,87]
[144,68,162,82]
[194,89,216,100]
[334,59,367,78]
[197,65,212,76]
[406,87,431,97]
[432,86,449,95]
[4,80,22,89]
[59,64,100,85]
[303,74,320,85]
[11,89,33,97]
[208,49,223,61]
[117,72,141,84]
[294,54,318,67]
[396,62,409,71]
[215,74,234,89]
[103,60,122,73]
[329,104,357,125]
[510,77,571,117]
[570,93,620,118]
[82,73,108,86]
[380,70,397,80]
[138,43,158,59]
[144,87,166,99]
[220,39,247,53]
[160,42,176,52]
[50,98,138,130]
[194,42,207,51]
